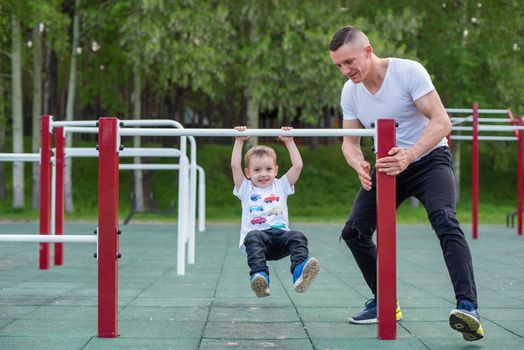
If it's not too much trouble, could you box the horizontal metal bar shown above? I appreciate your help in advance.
[0,153,40,162]
[0,234,97,243]
[446,108,508,114]
[450,135,518,141]
[120,128,376,138]
[452,125,523,132]
[451,117,514,124]
[64,147,181,158]
[64,126,98,134]
[52,120,97,127]
[119,164,181,170]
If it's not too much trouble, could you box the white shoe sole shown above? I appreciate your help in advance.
[293,258,320,293]
[250,275,270,297]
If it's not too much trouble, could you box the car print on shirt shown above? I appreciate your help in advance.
[250,194,261,202]
[263,195,280,203]
[249,205,264,213]
[268,207,283,216]
[270,222,286,229]
[250,216,267,225]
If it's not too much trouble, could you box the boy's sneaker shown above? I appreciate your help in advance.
[349,299,403,324]
[449,299,484,341]
[250,272,270,297]
[292,257,320,293]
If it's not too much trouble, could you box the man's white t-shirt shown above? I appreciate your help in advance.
[340,58,447,151]
[233,176,294,253]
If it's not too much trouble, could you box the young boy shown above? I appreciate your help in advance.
[231,126,320,297]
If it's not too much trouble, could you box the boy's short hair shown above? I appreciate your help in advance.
[244,145,277,168]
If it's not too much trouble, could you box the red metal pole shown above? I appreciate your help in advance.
[517,116,523,235]
[97,117,119,338]
[376,119,397,340]
[39,115,52,269]
[54,126,65,265]
[472,102,479,239]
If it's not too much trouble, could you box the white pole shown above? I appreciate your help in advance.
[119,128,376,138]
[176,155,189,275]
[0,153,40,162]
[446,108,509,114]
[119,164,181,170]
[450,135,518,141]
[0,234,97,243]
[188,137,197,265]
[197,165,206,232]
[453,125,524,132]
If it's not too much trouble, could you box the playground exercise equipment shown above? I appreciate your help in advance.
[447,103,523,238]
[45,117,395,339]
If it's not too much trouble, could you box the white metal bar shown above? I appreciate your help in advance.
[446,108,508,114]
[450,135,518,141]
[451,117,514,124]
[120,128,376,137]
[52,120,97,127]
[64,147,182,158]
[64,126,98,134]
[0,234,97,243]
[197,165,206,233]
[0,153,40,162]
[453,125,524,132]
[119,164,181,170]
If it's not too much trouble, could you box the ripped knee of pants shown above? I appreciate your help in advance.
[428,209,460,234]
[340,220,364,244]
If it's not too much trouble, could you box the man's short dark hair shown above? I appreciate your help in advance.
[329,25,363,51]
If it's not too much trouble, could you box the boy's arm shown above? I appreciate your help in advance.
[279,127,303,186]
[231,126,248,191]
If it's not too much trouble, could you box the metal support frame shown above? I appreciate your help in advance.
[97,117,119,338]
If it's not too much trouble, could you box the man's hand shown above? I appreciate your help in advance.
[357,160,372,191]
[375,147,414,176]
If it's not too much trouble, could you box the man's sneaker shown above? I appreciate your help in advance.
[449,299,484,341]
[250,272,270,297]
[349,299,403,324]
[292,257,320,293]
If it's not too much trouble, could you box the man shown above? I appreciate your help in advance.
[329,25,483,341]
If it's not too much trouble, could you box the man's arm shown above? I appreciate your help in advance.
[375,90,451,176]
[231,126,248,191]
[341,119,372,191]
[279,127,303,186]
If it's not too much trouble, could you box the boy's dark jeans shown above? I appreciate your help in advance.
[341,147,478,307]
[244,228,308,276]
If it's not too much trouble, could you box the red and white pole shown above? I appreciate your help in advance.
[376,119,397,340]
[39,115,52,269]
[54,126,65,265]
[516,115,523,235]
[97,117,120,338]
[472,102,479,239]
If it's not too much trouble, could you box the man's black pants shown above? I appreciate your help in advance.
[341,147,478,307]
[244,228,309,276]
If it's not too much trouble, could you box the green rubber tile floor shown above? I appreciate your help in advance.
[0,222,523,349]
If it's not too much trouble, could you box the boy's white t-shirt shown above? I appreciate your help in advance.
[233,176,294,253]
[340,58,448,151]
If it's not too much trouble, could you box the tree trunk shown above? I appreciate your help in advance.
[132,62,145,211]
[64,0,81,213]
[11,15,24,209]
[246,96,259,148]
[0,72,5,200]
[32,26,43,209]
